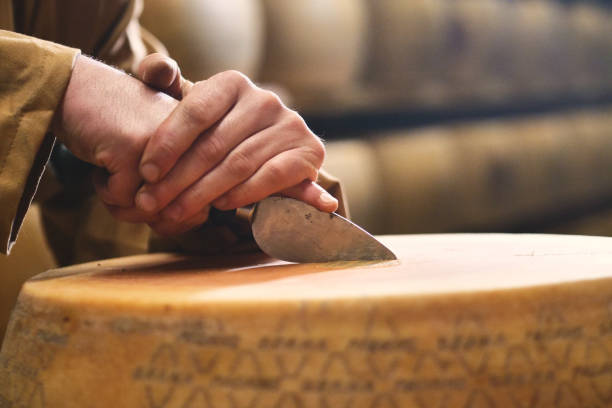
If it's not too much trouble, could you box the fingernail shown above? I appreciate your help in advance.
[319,191,338,207]
[164,205,183,222]
[141,163,160,183]
[136,191,157,212]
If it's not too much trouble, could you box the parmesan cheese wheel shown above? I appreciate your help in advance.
[140,0,265,80]
[2,234,612,407]
[363,0,449,107]
[441,0,516,103]
[259,0,368,110]
[324,140,385,234]
[567,3,612,97]
[372,107,612,233]
[512,0,570,98]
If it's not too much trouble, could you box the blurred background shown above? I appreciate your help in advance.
[2,0,612,341]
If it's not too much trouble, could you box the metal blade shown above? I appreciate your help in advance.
[251,196,397,263]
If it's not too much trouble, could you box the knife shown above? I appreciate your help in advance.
[226,196,397,263]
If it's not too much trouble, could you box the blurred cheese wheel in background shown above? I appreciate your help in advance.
[567,4,612,97]
[371,127,460,233]
[363,0,449,109]
[512,0,570,98]
[259,0,368,110]
[373,122,542,233]
[442,0,516,103]
[567,107,612,187]
[370,107,612,234]
[141,0,264,81]
[323,140,386,234]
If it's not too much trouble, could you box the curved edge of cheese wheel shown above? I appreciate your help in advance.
[2,271,611,407]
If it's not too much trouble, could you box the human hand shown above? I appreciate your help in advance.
[130,53,338,236]
[53,55,177,211]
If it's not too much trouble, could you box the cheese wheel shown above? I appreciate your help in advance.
[1,234,612,407]
[259,0,368,110]
[323,140,385,234]
[567,3,612,97]
[512,0,570,98]
[372,107,612,233]
[140,0,265,80]
[363,0,449,107]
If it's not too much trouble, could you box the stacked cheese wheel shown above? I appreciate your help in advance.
[1,234,611,407]
[323,106,612,234]
[140,0,265,80]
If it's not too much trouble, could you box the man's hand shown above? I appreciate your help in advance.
[131,53,338,236]
[54,55,177,213]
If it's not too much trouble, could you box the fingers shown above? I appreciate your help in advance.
[278,181,339,213]
[157,139,321,224]
[139,70,251,184]
[148,205,211,237]
[137,53,196,100]
[139,111,323,220]
[210,149,321,211]
[137,53,180,95]
[134,88,284,214]
[93,167,142,208]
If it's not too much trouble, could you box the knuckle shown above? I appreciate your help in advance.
[180,188,208,214]
[226,150,254,177]
[182,94,211,125]
[148,182,172,205]
[266,160,287,181]
[219,70,250,87]
[93,146,112,169]
[291,152,319,182]
[305,163,319,181]
[308,137,326,167]
[257,90,283,114]
[155,137,181,160]
[194,136,225,166]
[282,114,311,137]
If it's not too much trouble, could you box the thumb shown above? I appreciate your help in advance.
[137,53,186,99]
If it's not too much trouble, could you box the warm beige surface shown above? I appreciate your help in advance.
[1,234,612,407]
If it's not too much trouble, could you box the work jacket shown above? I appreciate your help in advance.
[0,0,346,264]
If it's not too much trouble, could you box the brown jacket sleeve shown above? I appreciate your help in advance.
[0,30,78,254]
[12,0,165,72]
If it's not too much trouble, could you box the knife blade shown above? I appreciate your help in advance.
[248,196,397,263]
